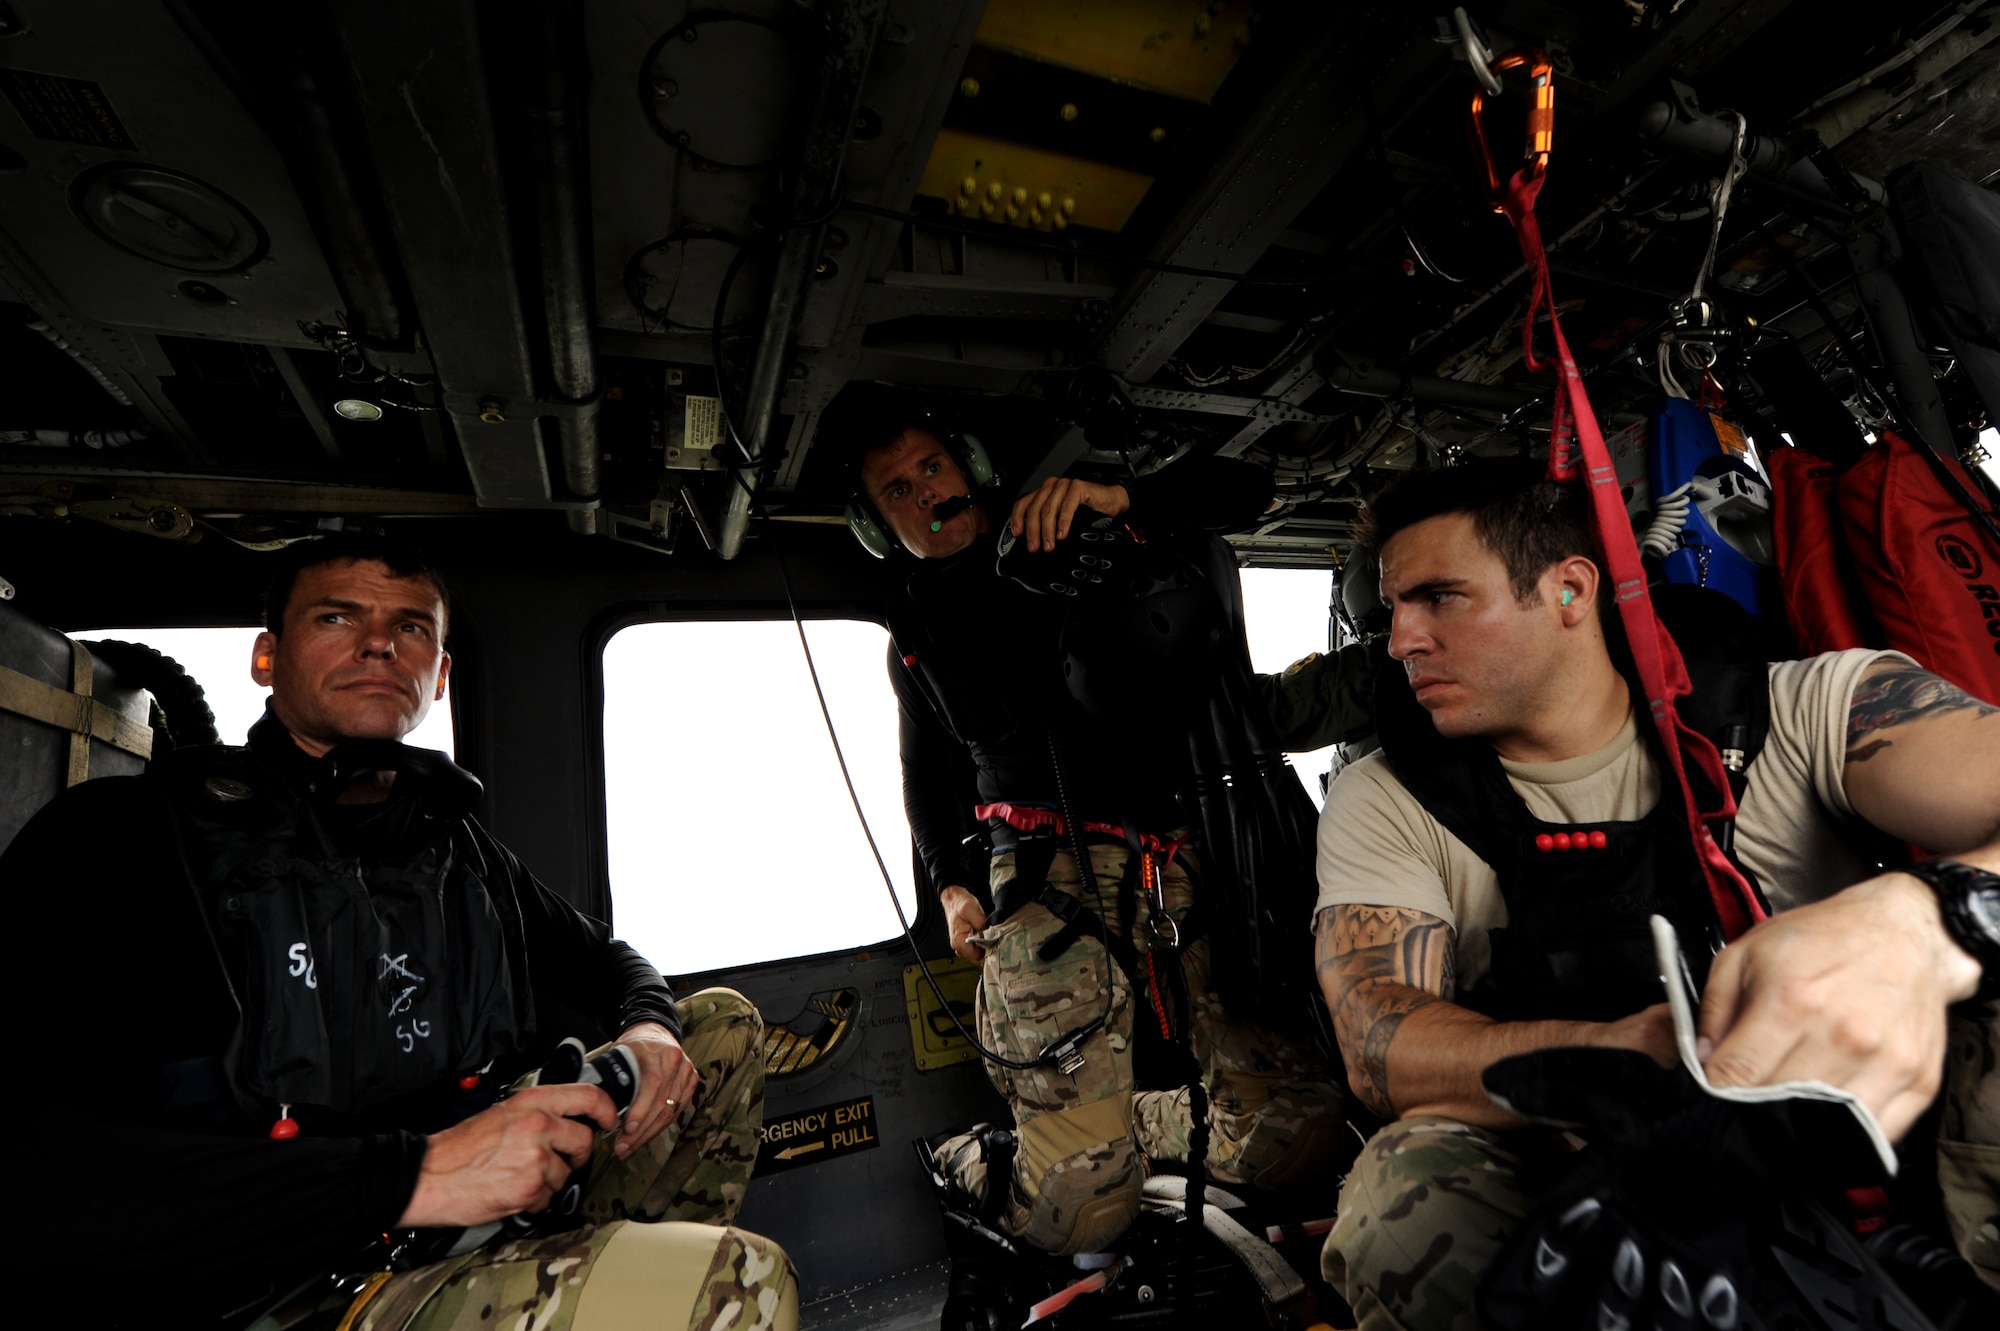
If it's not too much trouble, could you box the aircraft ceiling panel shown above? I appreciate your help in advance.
[0,1,342,346]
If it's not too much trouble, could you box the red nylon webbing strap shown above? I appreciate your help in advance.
[1497,166,1767,941]
[974,802,1190,864]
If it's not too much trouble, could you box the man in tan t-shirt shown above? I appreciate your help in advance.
[1310,460,2000,1330]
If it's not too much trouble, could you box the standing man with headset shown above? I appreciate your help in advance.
[836,388,1350,1257]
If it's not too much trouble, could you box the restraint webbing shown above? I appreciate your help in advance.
[1497,165,1766,941]
[0,656,154,780]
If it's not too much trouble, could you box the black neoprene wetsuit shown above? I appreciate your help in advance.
[4,712,680,1325]
[888,459,1275,896]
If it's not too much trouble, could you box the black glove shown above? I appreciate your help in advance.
[1476,1047,1941,1331]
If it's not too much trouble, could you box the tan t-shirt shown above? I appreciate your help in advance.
[1313,649,1906,987]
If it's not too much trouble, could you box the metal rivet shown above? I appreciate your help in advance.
[959,76,979,98]
[479,398,505,425]
[1059,102,1078,122]
[206,776,253,802]
[1149,126,1167,143]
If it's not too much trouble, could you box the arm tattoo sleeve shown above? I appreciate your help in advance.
[1846,661,2000,764]
[1314,905,1455,1118]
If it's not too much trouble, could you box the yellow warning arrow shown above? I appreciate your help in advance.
[774,1141,826,1162]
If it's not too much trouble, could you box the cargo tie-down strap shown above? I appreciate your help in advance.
[1475,54,1766,941]
[0,640,153,785]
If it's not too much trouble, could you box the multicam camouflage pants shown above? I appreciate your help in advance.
[941,839,1347,1255]
[1322,1010,2000,1330]
[1940,1010,2000,1289]
[264,988,797,1331]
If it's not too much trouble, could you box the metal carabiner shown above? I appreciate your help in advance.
[1469,48,1555,212]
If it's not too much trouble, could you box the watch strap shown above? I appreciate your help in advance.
[1904,859,2000,1005]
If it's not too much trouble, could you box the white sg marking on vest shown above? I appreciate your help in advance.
[287,942,317,990]
[396,1019,433,1053]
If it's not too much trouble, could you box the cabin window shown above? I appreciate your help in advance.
[77,625,456,754]
[601,618,919,976]
[1239,567,1339,808]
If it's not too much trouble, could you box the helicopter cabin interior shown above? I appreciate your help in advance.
[3,1,1998,1327]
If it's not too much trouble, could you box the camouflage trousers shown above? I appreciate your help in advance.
[1940,1009,2000,1290]
[264,988,796,1331]
[1322,1010,2000,1330]
[941,839,1347,1255]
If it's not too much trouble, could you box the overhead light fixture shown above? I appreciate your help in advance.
[333,399,384,422]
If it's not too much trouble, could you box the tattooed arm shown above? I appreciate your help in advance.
[1699,658,1998,1138]
[1314,905,1675,1126]
[1840,658,2000,853]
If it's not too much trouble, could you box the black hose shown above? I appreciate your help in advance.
[80,640,221,754]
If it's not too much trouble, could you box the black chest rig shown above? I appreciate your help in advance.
[1375,651,1770,1023]
[156,726,534,1118]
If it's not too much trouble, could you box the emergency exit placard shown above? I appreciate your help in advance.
[753,1095,879,1175]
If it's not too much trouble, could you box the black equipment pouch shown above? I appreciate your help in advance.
[1477,1046,1979,1331]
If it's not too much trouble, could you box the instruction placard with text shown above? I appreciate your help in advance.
[753,1095,879,1175]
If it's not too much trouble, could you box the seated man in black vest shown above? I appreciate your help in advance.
[5,535,794,1331]
[1311,461,1999,1330]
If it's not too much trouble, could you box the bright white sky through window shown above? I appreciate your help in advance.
[603,618,916,977]
[78,626,456,754]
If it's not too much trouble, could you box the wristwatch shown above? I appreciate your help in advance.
[1902,859,2000,1006]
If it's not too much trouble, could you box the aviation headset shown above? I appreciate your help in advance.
[844,418,1000,558]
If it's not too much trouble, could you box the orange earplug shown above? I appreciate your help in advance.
[256,655,272,670]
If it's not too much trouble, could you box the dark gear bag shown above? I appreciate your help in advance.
[160,738,534,1118]
[1180,534,1325,1034]
[1478,1046,1992,1331]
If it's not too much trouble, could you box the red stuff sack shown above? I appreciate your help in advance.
[1839,430,2000,703]
[1766,445,1882,656]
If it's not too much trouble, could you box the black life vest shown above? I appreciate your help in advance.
[154,728,534,1118]
[1375,617,1770,1023]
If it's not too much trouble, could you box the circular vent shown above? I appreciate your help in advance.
[641,15,796,169]
[71,164,267,272]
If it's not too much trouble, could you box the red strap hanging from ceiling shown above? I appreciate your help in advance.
[1473,54,1768,941]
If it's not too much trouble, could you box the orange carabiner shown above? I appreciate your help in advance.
[1468,49,1554,211]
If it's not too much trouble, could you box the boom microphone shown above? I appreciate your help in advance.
[928,495,975,531]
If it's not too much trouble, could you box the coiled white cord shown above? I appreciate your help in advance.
[1641,482,1694,560]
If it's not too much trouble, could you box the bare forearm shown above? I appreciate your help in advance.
[1368,988,1608,1127]
[1315,904,1673,1125]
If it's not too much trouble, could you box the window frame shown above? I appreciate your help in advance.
[583,599,936,983]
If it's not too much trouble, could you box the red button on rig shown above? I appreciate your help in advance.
[458,1074,481,1091]
[269,1105,299,1140]
[1534,833,1555,852]
[1553,832,1573,851]
[1589,830,1608,850]
[901,653,918,668]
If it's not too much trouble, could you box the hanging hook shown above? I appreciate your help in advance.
[1452,7,1504,96]
[1690,111,1750,303]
